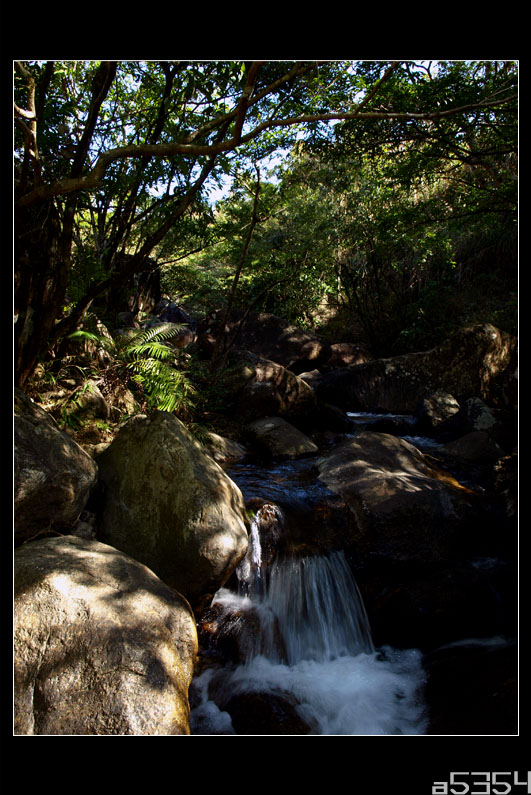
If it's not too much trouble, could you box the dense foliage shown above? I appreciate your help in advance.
[172,62,517,356]
[14,60,517,417]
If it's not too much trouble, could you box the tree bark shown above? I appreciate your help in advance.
[14,62,118,387]
[14,200,66,387]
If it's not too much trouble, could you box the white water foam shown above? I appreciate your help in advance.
[191,640,427,735]
[191,539,428,735]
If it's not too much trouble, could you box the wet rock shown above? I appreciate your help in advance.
[196,599,286,666]
[357,557,516,652]
[423,638,518,735]
[222,690,316,735]
[316,431,482,567]
[202,662,316,735]
[244,502,287,567]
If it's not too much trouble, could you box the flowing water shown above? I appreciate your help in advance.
[190,415,430,735]
[346,410,443,451]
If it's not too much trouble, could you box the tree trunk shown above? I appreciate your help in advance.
[14,200,68,387]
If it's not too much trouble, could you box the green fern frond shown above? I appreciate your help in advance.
[128,357,197,414]
[125,322,186,347]
[70,321,196,418]
[68,330,103,345]
[68,328,115,353]
[125,341,177,361]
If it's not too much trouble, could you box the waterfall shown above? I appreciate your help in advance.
[190,502,428,735]
[236,528,374,664]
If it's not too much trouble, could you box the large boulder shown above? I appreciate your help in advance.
[316,431,482,567]
[356,556,516,652]
[316,324,517,412]
[14,389,98,545]
[229,351,318,428]
[315,432,513,651]
[96,412,248,603]
[14,536,198,736]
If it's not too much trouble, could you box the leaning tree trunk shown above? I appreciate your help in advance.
[14,199,68,388]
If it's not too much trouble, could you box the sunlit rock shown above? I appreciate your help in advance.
[316,324,516,412]
[14,536,197,735]
[245,416,318,459]
[415,390,460,433]
[97,412,248,603]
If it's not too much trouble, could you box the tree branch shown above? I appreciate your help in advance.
[49,153,219,344]
[233,61,265,143]
[15,62,516,210]
[14,61,41,186]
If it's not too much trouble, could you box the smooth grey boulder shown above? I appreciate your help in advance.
[14,389,98,544]
[14,536,198,736]
[97,412,248,603]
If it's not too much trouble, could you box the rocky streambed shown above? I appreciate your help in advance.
[14,322,518,735]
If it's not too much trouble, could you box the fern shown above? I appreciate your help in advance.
[68,322,197,417]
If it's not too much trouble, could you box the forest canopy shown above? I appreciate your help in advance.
[14,60,518,394]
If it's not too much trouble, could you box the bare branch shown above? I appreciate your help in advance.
[14,103,36,120]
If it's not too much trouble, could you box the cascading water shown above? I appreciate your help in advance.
[190,498,428,735]
[259,551,374,664]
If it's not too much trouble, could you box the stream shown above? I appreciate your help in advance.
[189,412,438,736]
